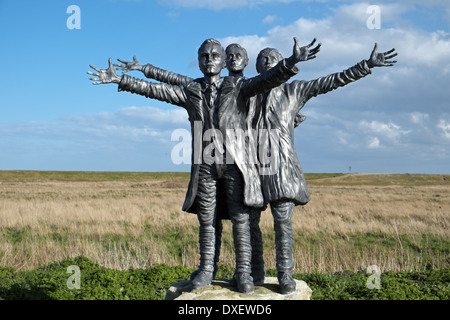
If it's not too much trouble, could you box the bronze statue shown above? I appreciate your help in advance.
[88,37,319,294]
[112,42,312,287]
[247,42,397,293]
[87,38,396,295]
[113,43,262,283]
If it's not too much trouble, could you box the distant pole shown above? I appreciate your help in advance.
[349,166,352,173]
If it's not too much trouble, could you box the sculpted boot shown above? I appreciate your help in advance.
[278,271,296,294]
[272,200,296,294]
[191,270,213,290]
[232,213,254,294]
[190,218,222,281]
[275,225,296,294]
[234,272,254,294]
[192,224,215,290]
[189,264,218,281]
[250,208,265,285]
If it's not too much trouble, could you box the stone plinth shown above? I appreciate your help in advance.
[165,277,312,300]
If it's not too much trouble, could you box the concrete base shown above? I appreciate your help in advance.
[165,277,312,300]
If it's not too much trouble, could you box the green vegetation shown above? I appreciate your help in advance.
[294,268,449,300]
[0,256,191,300]
[0,256,448,300]
[0,171,448,300]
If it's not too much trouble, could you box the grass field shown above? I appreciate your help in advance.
[0,171,448,275]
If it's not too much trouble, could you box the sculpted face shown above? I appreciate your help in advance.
[256,48,283,73]
[198,41,226,77]
[226,45,248,74]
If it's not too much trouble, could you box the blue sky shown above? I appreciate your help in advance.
[0,0,449,173]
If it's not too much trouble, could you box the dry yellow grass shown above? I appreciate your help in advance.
[0,172,448,273]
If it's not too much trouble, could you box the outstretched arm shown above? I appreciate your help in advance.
[118,74,188,108]
[114,56,193,86]
[87,58,188,108]
[300,43,398,101]
[243,37,321,98]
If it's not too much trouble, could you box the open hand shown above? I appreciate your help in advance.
[296,37,321,62]
[287,37,321,67]
[114,55,143,73]
[87,58,121,85]
[368,43,398,68]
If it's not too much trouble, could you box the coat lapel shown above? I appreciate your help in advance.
[217,76,237,122]
[184,79,206,123]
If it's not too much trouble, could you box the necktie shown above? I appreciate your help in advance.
[205,84,216,109]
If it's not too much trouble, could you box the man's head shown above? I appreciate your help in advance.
[225,43,249,74]
[256,47,283,74]
[198,39,226,77]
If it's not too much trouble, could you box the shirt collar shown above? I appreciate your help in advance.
[201,77,223,91]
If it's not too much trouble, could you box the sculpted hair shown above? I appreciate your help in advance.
[198,38,226,59]
[226,43,249,61]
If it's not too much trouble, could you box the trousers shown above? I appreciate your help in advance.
[270,200,295,272]
[195,163,252,274]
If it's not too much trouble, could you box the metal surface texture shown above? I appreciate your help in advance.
[88,38,397,294]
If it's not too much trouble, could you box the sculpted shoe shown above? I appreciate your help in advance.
[190,265,218,280]
[234,272,254,294]
[278,271,296,294]
[191,270,213,290]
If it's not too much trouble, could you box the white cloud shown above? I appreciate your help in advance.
[359,120,410,142]
[437,118,450,140]
[330,2,408,27]
[262,15,279,24]
[0,106,189,143]
[6,1,449,173]
[393,29,450,68]
[217,1,450,173]
[368,137,381,149]
[159,0,450,11]
[0,106,191,171]
[116,106,188,125]
[217,2,450,74]
[410,112,429,125]
[215,2,449,120]
[157,0,263,10]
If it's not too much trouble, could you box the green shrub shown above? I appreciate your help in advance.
[295,268,450,300]
[0,256,193,300]
[0,257,448,300]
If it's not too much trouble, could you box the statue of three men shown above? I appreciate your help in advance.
[88,37,397,294]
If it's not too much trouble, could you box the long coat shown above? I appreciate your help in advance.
[118,60,298,213]
[249,59,372,206]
